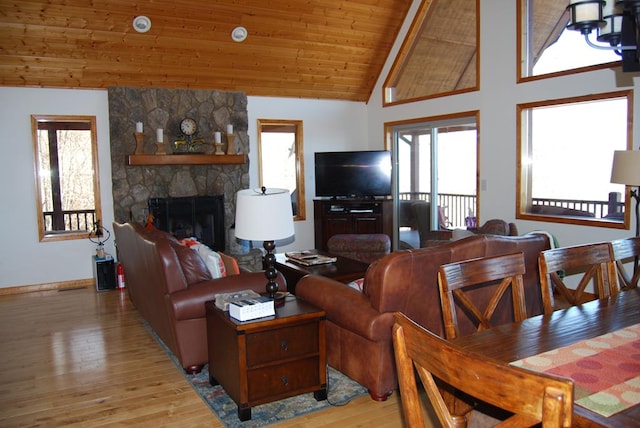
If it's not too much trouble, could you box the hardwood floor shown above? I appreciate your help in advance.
[0,286,439,427]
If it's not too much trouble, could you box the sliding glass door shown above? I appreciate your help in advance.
[389,113,478,249]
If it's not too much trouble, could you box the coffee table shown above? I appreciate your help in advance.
[275,250,369,294]
[206,296,327,421]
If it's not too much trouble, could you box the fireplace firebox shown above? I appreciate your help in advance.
[148,195,225,251]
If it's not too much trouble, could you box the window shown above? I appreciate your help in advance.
[518,0,619,80]
[31,115,102,242]
[257,119,305,221]
[517,92,632,228]
[383,0,478,105]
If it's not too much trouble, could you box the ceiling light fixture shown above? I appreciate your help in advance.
[566,1,640,72]
[132,15,152,33]
[231,26,248,42]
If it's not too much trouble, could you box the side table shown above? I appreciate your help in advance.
[205,296,327,421]
[275,251,369,294]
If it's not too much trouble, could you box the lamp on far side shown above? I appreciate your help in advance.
[611,150,640,276]
[235,187,294,299]
[611,150,640,238]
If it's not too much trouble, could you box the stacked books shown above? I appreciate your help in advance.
[228,296,275,321]
[285,251,337,266]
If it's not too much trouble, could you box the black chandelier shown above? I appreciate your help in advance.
[566,0,640,72]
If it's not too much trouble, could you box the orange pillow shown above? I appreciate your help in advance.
[218,252,240,275]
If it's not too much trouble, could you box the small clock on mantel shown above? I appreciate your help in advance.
[175,118,204,152]
[180,118,197,137]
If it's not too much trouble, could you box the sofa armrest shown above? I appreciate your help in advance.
[168,272,285,321]
[296,275,394,342]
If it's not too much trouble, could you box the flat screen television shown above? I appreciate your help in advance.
[315,150,392,198]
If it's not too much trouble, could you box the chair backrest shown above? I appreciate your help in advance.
[438,252,528,340]
[538,242,619,315]
[326,233,390,264]
[392,312,574,428]
[611,237,640,290]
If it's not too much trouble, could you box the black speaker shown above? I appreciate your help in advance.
[94,256,116,291]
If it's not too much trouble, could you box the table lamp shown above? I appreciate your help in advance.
[235,187,294,298]
[611,149,640,275]
[611,150,640,238]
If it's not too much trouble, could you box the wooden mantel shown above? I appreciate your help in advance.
[126,154,245,166]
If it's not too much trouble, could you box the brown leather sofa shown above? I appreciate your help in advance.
[113,222,284,374]
[296,233,550,401]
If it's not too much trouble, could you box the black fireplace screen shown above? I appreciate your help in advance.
[148,195,225,251]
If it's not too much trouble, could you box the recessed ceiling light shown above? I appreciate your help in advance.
[231,26,248,42]
[133,16,152,33]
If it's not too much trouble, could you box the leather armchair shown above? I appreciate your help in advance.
[296,234,550,401]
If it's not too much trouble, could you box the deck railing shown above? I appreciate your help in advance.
[43,209,97,233]
[399,192,624,229]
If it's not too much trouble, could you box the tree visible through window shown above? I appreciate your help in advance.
[257,119,305,221]
[32,115,102,241]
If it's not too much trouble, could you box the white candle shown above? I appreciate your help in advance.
[214,131,222,143]
[226,124,233,135]
[136,122,143,133]
[156,128,163,142]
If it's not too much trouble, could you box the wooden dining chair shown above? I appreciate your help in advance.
[538,242,619,315]
[392,312,574,428]
[611,237,640,290]
[438,252,527,340]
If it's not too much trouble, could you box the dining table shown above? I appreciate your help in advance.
[451,287,640,428]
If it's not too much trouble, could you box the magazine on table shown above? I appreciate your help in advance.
[285,251,337,266]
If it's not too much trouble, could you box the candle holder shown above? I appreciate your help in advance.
[134,132,145,154]
[214,141,225,155]
[226,133,235,155]
[156,140,167,155]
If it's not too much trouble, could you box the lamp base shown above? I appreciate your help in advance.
[263,240,279,299]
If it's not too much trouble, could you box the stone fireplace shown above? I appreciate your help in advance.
[108,86,250,254]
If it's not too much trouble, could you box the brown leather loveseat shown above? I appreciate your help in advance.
[296,233,550,401]
[113,222,284,374]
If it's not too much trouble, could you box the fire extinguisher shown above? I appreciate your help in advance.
[117,263,126,289]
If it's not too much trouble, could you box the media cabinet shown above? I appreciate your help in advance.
[313,198,393,251]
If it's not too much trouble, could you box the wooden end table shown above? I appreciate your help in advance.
[205,296,327,421]
[275,250,369,294]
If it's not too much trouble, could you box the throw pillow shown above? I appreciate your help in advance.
[192,243,227,279]
[218,252,240,275]
[347,277,364,292]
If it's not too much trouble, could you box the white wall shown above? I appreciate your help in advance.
[0,88,367,289]
[367,0,638,248]
[247,97,368,253]
[0,87,114,288]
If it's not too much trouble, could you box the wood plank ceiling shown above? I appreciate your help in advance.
[0,0,413,102]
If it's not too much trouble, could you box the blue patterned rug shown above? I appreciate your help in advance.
[144,321,368,427]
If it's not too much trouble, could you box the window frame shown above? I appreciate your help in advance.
[31,114,103,242]
[516,91,632,229]
[517,0,620,83]
[257,119,306,222]
[382,0,479,106]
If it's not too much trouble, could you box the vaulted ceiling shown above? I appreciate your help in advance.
[0,1,413,102]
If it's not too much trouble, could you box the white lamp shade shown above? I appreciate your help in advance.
[611,150,640,186]
[235,188,294,241]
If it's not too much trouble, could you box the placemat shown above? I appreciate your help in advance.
[512,323,640,417]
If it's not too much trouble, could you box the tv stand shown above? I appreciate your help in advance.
[314,199,392,251]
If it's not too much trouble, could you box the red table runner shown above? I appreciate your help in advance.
[512,323,640,418]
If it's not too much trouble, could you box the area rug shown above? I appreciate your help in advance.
[144,322,368,427]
